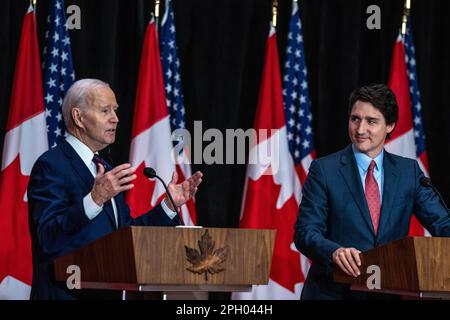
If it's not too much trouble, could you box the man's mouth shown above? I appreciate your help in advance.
[355,136,368,143]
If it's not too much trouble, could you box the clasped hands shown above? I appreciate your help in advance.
[91,162,203,211]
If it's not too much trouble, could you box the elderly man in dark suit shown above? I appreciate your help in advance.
[28,79,203,299]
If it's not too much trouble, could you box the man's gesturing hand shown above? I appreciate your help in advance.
[91,163,137,206]
[164,170,203,211]
[332,247,362,278]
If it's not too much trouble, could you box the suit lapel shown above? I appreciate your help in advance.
[339,145,376,235]
[377,151,399,237]
[60,140,117,228]
[60,140,94,190]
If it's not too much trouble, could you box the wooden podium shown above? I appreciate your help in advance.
[54,226,275,299]
[333,237,450,299]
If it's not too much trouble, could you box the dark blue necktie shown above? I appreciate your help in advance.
[92,154,117,228]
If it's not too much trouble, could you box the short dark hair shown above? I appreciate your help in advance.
[348,83,399,127]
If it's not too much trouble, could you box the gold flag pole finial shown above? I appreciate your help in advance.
[155,0,161,33]
[155,0,161,18]
[401,0,411,36]
[272,0,279,28]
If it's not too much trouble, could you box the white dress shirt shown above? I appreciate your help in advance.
[65,134,177,226]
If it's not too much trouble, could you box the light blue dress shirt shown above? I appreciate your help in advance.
[352,144,384,204]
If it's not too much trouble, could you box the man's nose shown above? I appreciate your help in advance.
[356,121,366,134]
[110,111,119,123]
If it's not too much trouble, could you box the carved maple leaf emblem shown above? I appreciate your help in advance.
[185,230,229,281]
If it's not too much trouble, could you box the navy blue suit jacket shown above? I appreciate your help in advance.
[294,145,450,300]
[27,140,179,300]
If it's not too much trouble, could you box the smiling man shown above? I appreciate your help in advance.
[294,83,450,300]
[27,79,203,300]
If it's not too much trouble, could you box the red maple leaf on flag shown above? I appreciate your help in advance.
[241,174,305,292]
[0,157,32,286]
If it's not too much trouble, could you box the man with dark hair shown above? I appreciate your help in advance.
[294,83,450,300]
[28,79,203,300]
[348,83,398,138]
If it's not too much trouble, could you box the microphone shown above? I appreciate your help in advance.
[420,177,449,213]
[143,167,185,225]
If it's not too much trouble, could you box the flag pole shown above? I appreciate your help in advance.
[155,0,161,34]
[272,0,278,28]
[401,0,411,36]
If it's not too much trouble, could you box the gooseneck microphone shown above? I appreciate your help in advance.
[420,177,449,213]
[143,167,185,225]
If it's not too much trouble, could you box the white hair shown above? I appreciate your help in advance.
[62,78,110,127]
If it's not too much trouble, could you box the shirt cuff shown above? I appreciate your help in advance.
[161,198,178,220]
[83,192,103,220]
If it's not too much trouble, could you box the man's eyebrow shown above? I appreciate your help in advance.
[98,104,119,108]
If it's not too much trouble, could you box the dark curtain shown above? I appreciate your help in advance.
[1,0,449,231]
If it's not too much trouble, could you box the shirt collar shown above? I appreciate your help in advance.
[352,144,384,173]
[66,133,96,168]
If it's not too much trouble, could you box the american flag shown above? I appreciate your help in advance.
[404,20,428,164]
[160,0,186,139]
[159,0,197,225]
[42,0,75,148]
[279,1,315,298]
[282,2,316,181]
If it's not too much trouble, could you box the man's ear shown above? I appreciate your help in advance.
[71,107,84,128]
[386,122,396,135]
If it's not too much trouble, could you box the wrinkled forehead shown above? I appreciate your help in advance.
[86,86,118,109]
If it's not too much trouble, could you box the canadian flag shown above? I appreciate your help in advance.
[0,6,48,299]
[386,20,429,236]
[233,25,313,299]
[126,20,176,217]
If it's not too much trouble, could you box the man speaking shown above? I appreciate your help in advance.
[27,79,203,299]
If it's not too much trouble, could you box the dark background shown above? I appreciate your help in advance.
[1,0,449,229]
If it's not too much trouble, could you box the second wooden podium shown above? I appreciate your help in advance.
[333,236,450,299]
